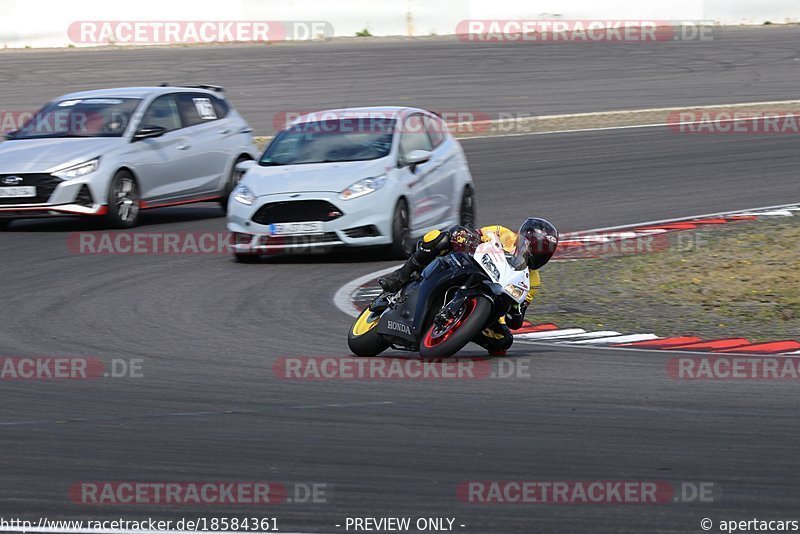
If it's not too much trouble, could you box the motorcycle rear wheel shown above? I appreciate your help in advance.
[420,296,491,359]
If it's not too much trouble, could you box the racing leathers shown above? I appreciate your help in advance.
[378,225,540,355]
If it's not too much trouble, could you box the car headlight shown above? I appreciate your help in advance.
[52,158,99,180]
[339,174,388,200]
[233,183,256,205]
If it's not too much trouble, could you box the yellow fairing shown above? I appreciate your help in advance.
[527,270,541,304]
[352,308,381,336]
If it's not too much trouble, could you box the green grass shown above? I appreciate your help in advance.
[526,216,800,341]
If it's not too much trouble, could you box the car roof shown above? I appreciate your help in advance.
[55,86,220,101]
[288,106,431,126]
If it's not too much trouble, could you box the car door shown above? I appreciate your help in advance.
[173,92,232,194]
[397,113,441,230]
[128,94,196,201]
[423,113,458,225]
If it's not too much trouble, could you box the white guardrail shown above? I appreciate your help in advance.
[1,0,800,48]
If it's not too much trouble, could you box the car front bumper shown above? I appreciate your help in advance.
[0,203,107,218]
[0,173,107,219]
[226,191,396,254]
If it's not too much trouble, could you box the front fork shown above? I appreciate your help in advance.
[434,290,471,329]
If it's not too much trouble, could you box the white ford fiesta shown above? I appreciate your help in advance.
[226,107,475,260]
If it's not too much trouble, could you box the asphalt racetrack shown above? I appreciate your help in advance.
[1,31,799,533]
[2,27,800,132]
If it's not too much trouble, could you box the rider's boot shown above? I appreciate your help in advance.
[379,255,422,293]
[378,230,451,293]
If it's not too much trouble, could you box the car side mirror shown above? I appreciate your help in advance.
[235,160,256,173]
[132,125,167,141]
[405,149,432,173]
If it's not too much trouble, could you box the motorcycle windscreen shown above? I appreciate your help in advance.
[506,234,529,270]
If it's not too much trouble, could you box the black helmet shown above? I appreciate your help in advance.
[516,218,558,270]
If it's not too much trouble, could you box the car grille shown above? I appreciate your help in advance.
[0,174,62,205]
[259,232,341,246]
[252,200,343,225]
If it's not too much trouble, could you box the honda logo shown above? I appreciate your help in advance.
[1,176,22,185]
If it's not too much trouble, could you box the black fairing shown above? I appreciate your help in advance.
[374,253,512,349]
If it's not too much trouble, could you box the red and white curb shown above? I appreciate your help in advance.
[334,203,800,354]
[556,202,800,260]
[513,322,800,356]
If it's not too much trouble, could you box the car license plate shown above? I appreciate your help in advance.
[0,186,36,198]
[269,221,324,236]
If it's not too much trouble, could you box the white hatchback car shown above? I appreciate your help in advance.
[227,107,475,260]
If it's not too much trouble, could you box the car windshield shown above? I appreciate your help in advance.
[260,118,396,166]
[12,97,142,139]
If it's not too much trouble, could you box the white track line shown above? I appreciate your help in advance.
[546,331,624,341]
[515,328,587,340]
[733,209,795,217]
[560,333,660,345]
[333,264,399,318]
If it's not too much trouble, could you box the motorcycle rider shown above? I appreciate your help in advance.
[379,218,559,355]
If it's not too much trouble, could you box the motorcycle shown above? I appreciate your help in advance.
[348,231,531,358]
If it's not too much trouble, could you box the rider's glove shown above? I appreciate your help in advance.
[506,301,529,330]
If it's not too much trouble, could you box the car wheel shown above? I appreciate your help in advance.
[389,199,413,259]
[460,186,476,228]
[106,170,140,228]
[0,220,12,230]
[220,156,249,214]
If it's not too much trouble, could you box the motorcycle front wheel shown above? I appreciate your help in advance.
[348,307,390,357]
[420,296,491,359]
